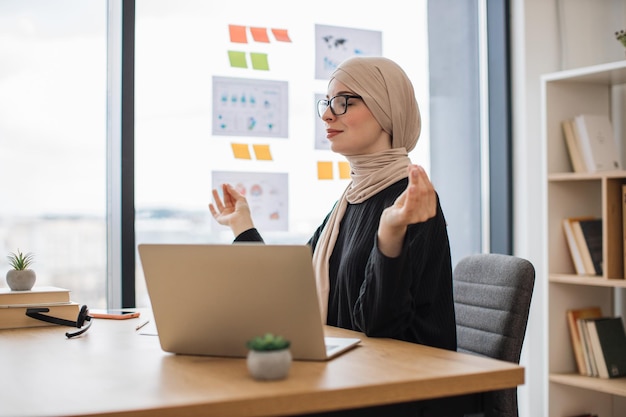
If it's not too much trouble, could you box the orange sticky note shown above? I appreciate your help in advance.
[229,25,248,43]
[231,143,251,159]
[271,28,291,42]
[338,161,351,179]
[317,161,333,180]
[252,144,272,161]
[250,27,270,43]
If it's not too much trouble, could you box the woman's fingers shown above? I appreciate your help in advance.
[404,165,436,221]
[211,188,225,213]
[224,183,240,207]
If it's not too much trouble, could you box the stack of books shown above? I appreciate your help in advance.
[567,307,626,379]
[561,114,622,173]
[0,286,80,329]
[562,217,603,276]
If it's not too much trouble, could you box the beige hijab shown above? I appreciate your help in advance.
[312,56,422,322]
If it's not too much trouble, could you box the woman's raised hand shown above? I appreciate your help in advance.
[208,183,255,236]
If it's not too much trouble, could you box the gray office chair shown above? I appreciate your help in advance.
[453,253,535,417]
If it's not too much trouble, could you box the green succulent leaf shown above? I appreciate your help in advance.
[7,249,34,271]
[246,333,291,351]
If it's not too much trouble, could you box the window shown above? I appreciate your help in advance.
[428,0,512,262]
[0,1,510,309]
[0,0,108,307]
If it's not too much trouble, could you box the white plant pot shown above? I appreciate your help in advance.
[246,349,292,381]
[6,269,36,291]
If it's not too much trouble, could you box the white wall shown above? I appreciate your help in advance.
[511,1,626,416]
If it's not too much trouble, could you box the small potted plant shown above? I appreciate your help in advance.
[246,333,292,381]
[6,249,36,291]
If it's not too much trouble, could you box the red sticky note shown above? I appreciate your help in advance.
[229,24,248,43]
[250,27,270,43]
[271,28,291,42]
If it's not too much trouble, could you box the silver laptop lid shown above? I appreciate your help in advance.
[138,243,333,360]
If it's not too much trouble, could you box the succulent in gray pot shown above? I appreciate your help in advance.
[6,249,36,291]
[246,333,292,381]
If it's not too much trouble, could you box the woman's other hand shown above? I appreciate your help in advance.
[377,165,437,257]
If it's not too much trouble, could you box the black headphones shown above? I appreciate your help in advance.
[25,305,93,338]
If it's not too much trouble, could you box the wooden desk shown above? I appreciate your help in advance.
[0,313,524,417]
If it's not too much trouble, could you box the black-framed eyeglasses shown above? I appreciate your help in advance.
[316,94,362,118]
[25,305,93,338]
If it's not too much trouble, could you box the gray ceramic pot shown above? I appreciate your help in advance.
[6,269,36,291]
[246,349,292,380]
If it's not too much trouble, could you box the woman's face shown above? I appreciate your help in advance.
[320,79,391,156]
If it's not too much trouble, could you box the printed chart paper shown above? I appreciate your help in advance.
[315,24,382,80]
[212,171,288,231]
[213,76,288,138]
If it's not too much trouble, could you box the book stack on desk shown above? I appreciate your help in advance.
[0,286,80,329]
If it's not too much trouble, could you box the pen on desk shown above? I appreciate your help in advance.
[135,320,150,331]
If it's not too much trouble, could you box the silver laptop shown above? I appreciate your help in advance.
[138,243,360,361]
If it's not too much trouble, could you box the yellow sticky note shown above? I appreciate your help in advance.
[228,51,247,68]
[338,161,351,179]
[252,144,272,161]
[250,53,269,71]
[231,143,251,159]
[317,161,333,180]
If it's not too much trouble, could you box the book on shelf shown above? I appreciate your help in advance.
[578,317,599,376]
[566,306,603,375]
[623,184,626,279]
[0,302,80,330]
[584,316,626,379]
[0,286,71,306]
[572,114,622,173]
[561,119,586,173]
[562,217,594,275]
[576,218,603,276]
[570,218,602,276]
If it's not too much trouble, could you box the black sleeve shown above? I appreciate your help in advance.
[352,200,456,350]
[234,228,264,243]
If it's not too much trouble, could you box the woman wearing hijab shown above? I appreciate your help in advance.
[210,56,456,352]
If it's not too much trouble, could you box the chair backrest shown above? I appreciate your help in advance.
[453,253,535,417]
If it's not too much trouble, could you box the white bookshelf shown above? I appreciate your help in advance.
[542,61,626,416]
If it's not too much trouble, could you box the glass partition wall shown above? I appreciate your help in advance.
[133,0,430,307]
